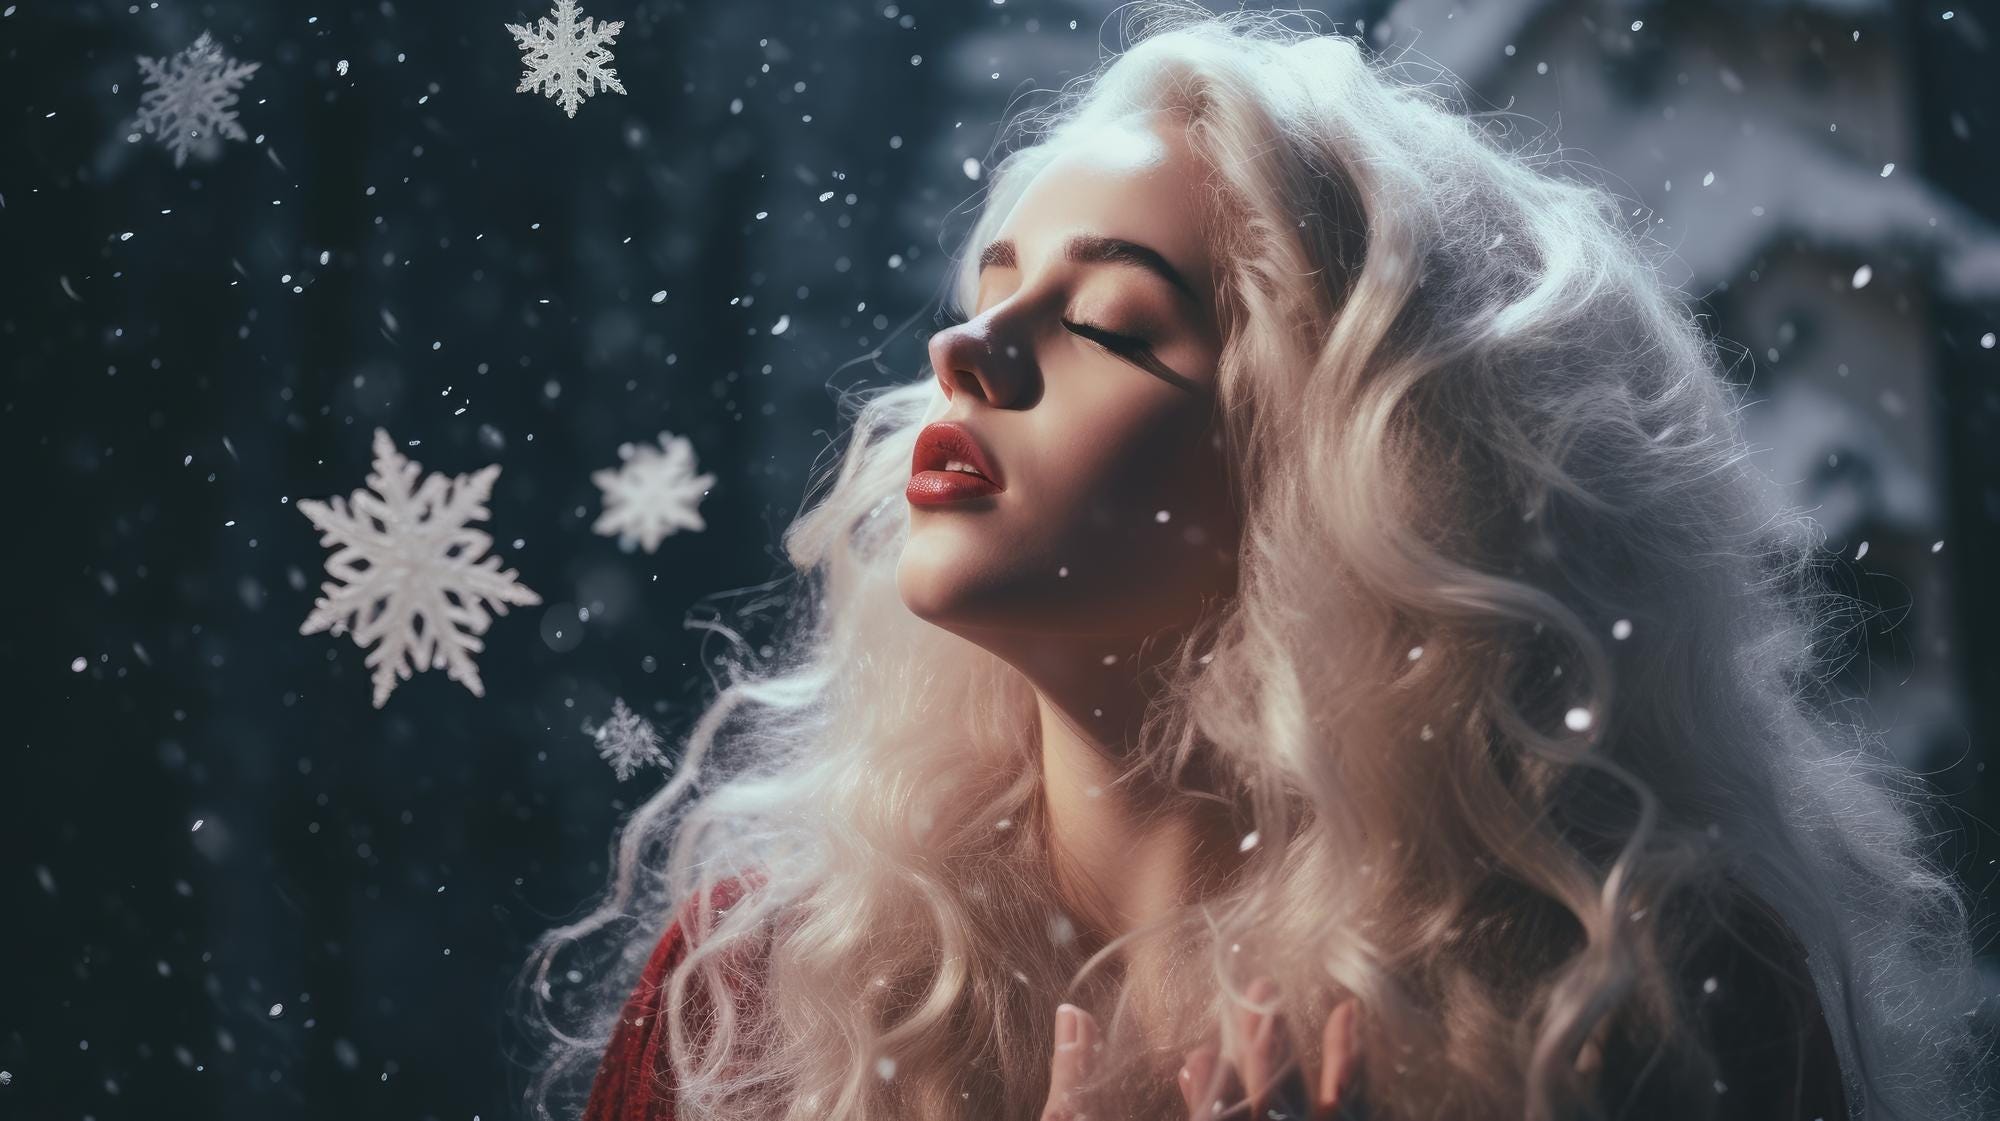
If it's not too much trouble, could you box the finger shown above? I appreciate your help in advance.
[1072,1000,1104,1080]
[1237,977,1281,1115]
[1312,999,1362,1120]
[1575,1033,1603,1075]
[1073,1006,1100,1079]
[1312,1000,1353,1113]
[1181,1042,1220,1119]
[1240,979,1314,1120]
[1040,1003,1097,1121]
[1195,1040,1248,1119]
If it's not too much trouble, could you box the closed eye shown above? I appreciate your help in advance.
[935,309,1150,355]
[1061,317,1149,354]
[932,307,1199,394]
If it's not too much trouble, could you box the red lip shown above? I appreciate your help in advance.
[908,420,1003,506]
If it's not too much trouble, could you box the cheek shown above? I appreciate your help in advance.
[1006,397,1239,616]
[1038,393,1231,538]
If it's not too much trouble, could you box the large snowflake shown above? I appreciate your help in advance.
[134,31,260,167]
[298,429,542,709]
[592,432,716,554]
[589,697,666,781]
[505,0,627,118]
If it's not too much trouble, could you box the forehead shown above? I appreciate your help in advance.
[990,115,1216,305]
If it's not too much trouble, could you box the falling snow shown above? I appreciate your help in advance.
[15,4,1997,1113]
[297,429,542,708]
[591,431,716,553]
[133,32,261,167]
[589,697,666,781]
[505,0,627,118]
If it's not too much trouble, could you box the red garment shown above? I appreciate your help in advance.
[581,873,763,1121]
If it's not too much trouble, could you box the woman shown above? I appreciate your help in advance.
[523,5,1993,1120]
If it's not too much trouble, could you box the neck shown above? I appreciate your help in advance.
[970,624,1245,952]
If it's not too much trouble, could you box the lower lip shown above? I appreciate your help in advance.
[906,470,1002,505]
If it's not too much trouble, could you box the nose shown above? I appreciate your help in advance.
[926,308,1034,409]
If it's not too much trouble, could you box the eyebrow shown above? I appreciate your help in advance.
[977,233,1199,307]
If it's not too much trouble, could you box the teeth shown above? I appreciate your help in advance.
[941,459,984,477]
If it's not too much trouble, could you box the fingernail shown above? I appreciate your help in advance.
[1057,1003,1078,1047]
[1185,1045,1216,1082]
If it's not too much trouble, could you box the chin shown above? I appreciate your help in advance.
[894,542,964,625]
[894,543,1028,634]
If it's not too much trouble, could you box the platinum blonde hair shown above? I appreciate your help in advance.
[522,4,1994,1118]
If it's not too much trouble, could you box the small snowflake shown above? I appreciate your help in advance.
[298,429,542,708]
[505,0,626,118]
[589,697,666,781]
[591,431,716,554]
[133,31,261,167]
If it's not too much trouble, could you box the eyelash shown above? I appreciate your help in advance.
[938,311,1148,355]
[1061,317,1150,354]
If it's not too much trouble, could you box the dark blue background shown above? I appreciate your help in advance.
[4,2,1996,1118]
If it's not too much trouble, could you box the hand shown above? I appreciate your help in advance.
[1039,977,1366,1121]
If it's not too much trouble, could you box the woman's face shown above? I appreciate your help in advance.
[897,111,1239,643]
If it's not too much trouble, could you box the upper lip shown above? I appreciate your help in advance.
[912,420,1003,488]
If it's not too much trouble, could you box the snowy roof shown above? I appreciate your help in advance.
[1597,99,2000,300]
[1378,0,1998,298]
[1380,0,1897,93]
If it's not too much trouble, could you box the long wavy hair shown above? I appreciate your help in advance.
[520,5,1994,1119]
